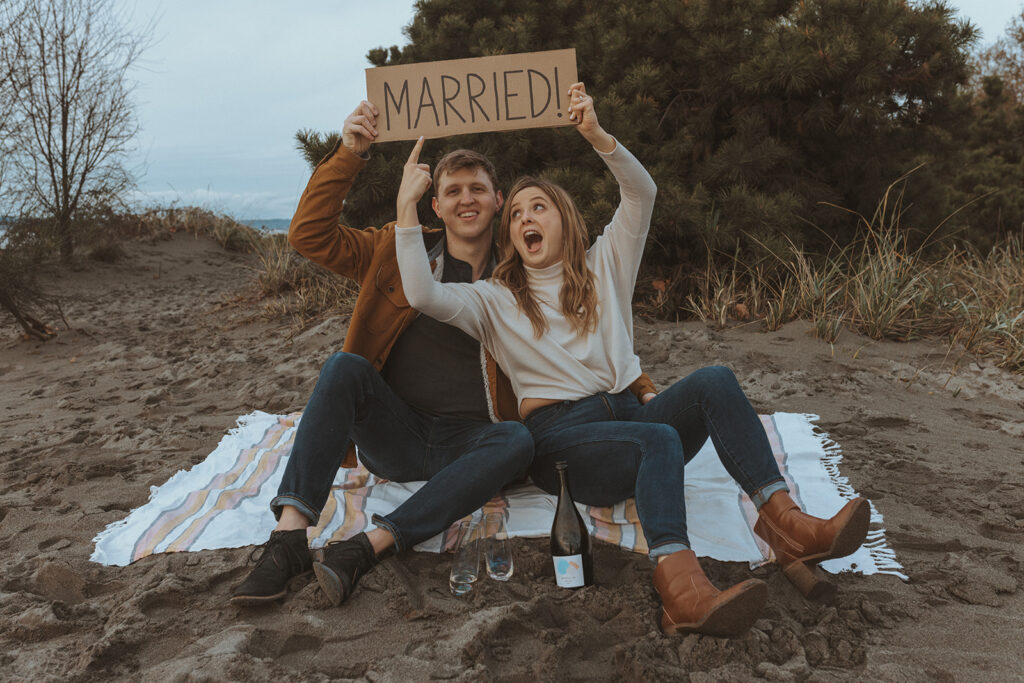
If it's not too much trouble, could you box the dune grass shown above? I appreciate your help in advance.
[142,201,1024,371]
[654,182,1024,370]
[250,231,358,324]
[50,200,1018,371]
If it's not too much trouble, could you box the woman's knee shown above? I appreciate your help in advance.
[690,365,745,401]
[695,365,738,386]
[638,423,684,455]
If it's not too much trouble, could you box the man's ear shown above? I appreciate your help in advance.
[431,196,441,218]
[495,191,504,211]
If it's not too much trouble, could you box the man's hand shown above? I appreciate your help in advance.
[397,136,431,227]
[342,101,379,156]
[567,82,615,154]
[640,392,657,405]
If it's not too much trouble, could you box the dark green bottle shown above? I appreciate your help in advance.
[550,461,593,588]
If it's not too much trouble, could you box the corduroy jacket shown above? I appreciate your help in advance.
[288,142,656,468]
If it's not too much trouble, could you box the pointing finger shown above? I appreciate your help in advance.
[407,136,424,165]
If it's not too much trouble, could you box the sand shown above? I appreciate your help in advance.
[1,231,1022,681]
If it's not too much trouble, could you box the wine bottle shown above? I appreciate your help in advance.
[550,461,593,588]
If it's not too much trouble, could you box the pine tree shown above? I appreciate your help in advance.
[299,0,995,270]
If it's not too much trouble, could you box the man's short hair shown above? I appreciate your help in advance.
[433,149,499,194]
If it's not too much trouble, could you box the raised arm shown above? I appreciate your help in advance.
[567,82,616,154]
[567,82,657,241]
[571,84,658,402]
[288,101,384,280]
[394,138,489,338]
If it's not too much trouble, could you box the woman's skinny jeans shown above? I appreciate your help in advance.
[524,365,788,559]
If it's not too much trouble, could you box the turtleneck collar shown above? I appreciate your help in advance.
[524,260,564,284]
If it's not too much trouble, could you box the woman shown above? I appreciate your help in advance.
[394,83,869,637]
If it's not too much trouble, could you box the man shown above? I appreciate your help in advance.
[231,101,655,607]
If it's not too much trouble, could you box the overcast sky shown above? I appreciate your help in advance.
[126,1,1023,221]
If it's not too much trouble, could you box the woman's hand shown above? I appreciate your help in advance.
[567,83,615,154]
[396,137,431,227]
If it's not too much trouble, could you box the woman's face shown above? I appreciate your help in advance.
[507,186,564,270]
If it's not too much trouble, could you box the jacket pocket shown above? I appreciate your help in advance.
[353,266,409,335]
[375,265,410,309]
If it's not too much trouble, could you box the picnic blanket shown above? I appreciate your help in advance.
[90,411,906,579]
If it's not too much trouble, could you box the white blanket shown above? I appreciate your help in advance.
[91,411,905,579]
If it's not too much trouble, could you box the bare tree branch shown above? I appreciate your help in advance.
[4,0,149,260]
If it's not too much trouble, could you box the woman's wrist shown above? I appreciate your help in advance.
[582,127,616,154]
[396,201,420,228]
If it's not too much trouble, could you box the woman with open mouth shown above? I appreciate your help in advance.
[394,82,869,638]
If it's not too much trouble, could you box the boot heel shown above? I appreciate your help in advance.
[783,561,836,603]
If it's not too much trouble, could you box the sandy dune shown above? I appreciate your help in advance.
[1,232,1021,681]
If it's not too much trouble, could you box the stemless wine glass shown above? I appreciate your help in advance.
[483,511,514,581]
[448,519,481,596]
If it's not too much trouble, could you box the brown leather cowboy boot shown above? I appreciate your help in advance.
[653,549,767,637]
[753,491,870,600]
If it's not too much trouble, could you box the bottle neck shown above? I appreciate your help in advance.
[557,467,569,495]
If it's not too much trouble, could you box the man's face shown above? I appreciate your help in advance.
[432,167,503,245]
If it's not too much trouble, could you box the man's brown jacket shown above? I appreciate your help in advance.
[288,142,656,468]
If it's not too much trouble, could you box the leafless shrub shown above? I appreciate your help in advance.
[1,0,150,260]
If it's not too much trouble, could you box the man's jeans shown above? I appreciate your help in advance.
[524,365,788,559]
[272,352,533,552]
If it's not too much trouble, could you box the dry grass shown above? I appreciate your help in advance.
[115,208,359,326]
[251,232,358,325]
[642,181,1024,371]
[86,206,359,326]
[129,207,260,252]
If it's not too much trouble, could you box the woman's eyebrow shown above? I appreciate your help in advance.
[515,193,548,205]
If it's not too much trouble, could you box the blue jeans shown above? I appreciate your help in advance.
[524,365,788,559]
[272,352,533,552]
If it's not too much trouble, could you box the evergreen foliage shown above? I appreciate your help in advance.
[972,10,1024,104]
[953,10,1024,246]
[298,0,1023,274]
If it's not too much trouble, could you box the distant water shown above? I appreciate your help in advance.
[241,218,290,233]
[1,217,291,243]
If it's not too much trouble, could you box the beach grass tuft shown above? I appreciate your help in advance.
[251,231,358,324]
[643,181,1024,370]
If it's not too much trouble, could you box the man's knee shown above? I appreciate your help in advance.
[320,352,372,385]
[490,421,534,467]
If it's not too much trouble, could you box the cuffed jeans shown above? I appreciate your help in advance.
[525,365,788,559]
[271,352,533,552]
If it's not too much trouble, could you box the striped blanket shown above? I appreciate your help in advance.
[90,411,905,578]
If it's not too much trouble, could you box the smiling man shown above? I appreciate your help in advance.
[231,100,655,608]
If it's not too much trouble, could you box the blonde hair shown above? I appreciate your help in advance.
[493,177,598,338]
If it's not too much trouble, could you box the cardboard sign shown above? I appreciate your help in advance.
[365,49,578,142]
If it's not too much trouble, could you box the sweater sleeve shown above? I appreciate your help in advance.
[589,141,658,300]
[394,225,489,340]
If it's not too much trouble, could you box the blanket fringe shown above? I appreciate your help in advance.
[809,414,908,581]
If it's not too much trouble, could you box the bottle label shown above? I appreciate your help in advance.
[553,554,585,588]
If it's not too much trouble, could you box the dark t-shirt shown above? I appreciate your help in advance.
[381,247,494,422]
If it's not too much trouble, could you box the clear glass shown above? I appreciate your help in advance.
[448,519,480,596]
[483,511,514,581]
